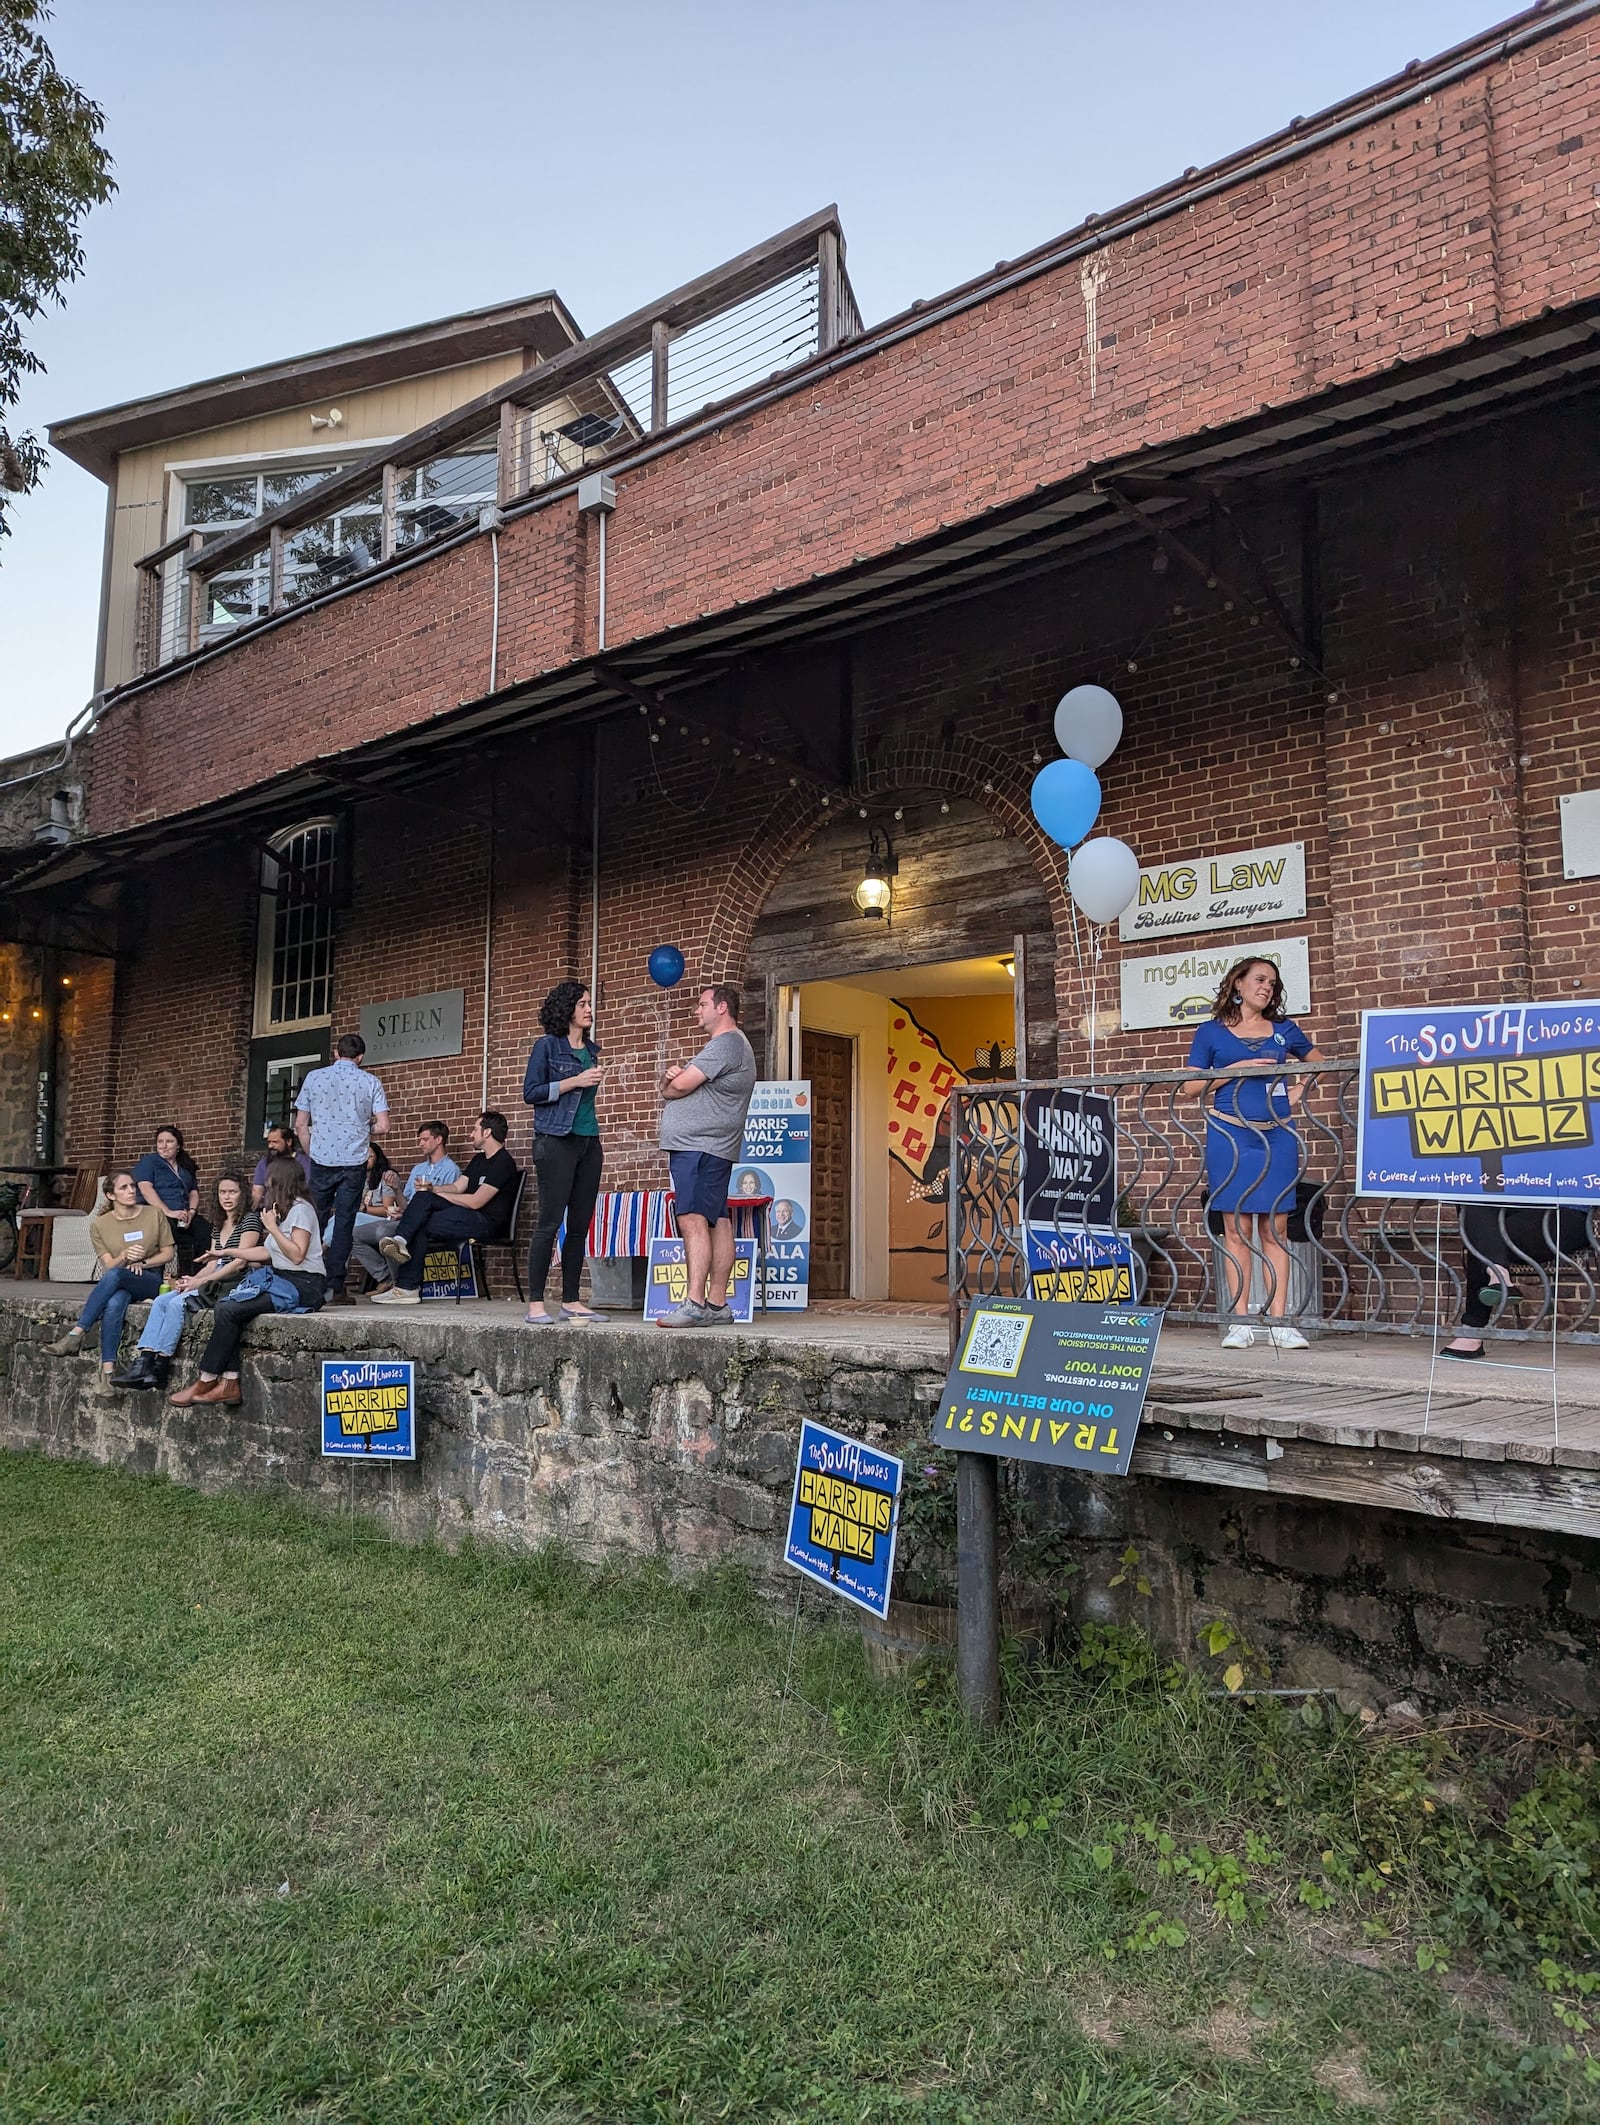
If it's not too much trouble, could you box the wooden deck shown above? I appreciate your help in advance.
[1136,1325,1600,1539]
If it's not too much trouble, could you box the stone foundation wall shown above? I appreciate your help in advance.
[3,1295,1597,1722]
[1027,1469,1600,1722]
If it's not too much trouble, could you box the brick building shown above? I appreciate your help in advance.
[5,1,1600,1304]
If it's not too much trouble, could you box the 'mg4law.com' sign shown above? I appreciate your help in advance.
[1119,842,1305,942]
[1120,937,1310,1031]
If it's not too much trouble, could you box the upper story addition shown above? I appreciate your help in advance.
[49,289,587,692]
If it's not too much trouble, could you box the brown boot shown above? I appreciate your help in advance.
[194,1376,242,1406]
[168,1378,217,1407]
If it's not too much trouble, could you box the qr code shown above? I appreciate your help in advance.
[962,1309,1032,1377]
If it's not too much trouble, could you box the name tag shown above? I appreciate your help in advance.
[122,1232,144,1244]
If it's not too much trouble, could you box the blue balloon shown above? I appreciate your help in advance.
[1030,759,1102,850]
[648,945,686,988]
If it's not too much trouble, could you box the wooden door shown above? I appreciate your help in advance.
[801,1029,853,1299]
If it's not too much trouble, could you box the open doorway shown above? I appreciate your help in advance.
[747,793,1056,1303]
[799,957,1019,1302]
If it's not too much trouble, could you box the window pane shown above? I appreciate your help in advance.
[263,466,338,510]
[184,476,258,525]
[264,822,337,1026]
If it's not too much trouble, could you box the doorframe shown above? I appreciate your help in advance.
[799,1021,859,1304]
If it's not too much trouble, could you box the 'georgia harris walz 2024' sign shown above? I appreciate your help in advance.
[1358,1002,1600,1204]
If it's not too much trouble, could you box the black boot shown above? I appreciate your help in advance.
[109,1351,158,1390]
[150,1354,172,1393]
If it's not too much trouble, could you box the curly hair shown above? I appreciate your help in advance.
[539,980,590,1039]
[1211,956,1287,1025]
[208,1168,253,1229]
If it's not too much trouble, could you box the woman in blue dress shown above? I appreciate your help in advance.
[1184,956,1321,1351]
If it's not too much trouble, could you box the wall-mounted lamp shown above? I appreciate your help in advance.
[309,408,344,432]
[999,955,1016,978]
[853,828,898,920]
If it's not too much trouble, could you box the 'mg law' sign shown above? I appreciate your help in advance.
[1119,842,1306,941]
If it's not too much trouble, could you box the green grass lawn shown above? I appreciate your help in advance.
[2,1454,1597,2124]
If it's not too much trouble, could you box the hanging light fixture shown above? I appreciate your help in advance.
[853,827,898,919]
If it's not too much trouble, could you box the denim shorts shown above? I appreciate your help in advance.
[668,1151,733,1225]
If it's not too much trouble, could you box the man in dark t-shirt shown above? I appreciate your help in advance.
[371,1111,519,1303]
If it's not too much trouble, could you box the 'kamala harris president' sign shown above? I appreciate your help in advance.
[1119,842,1306,942]
[1358,1002,1600,1204]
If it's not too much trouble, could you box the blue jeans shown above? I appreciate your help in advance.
[391,1193,488,1289]
[137,1288,198,1357]
[309,1160,364,1290]
[78,1267,163,1363]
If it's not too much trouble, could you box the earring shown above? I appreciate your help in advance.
[1232,991,1242,1003]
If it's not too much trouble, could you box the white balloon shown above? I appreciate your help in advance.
[1069,837,1141,925]
[1053,684,1123,768]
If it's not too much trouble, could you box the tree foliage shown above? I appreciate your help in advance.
[0,0,113,541]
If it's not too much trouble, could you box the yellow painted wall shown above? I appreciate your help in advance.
[101,351,531,689]
[884,995,1013,1302]
[900,995,1014,1077]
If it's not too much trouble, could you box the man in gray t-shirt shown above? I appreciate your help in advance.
[658,983,758,1326]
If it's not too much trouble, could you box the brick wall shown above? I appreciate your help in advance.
[82,11,1600,840]
[55,401,1600,1206]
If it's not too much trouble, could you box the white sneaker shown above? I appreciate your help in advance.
[1220,1325,1256,1350]
[1268,1324,1310,1349]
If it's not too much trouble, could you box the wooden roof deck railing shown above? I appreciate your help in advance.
[132,208,858,673]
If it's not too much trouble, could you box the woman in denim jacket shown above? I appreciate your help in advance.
[522,980,605,1324]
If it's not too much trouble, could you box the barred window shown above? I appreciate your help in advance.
[257,819,337,1031]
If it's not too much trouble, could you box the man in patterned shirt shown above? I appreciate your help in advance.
[295,1033,389,1304]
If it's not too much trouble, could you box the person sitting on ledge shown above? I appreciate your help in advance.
[111,1170,265,1392]
[371,1111,518,1305]
[1442,1204,1594,1360]
[45,1171,176,1381]
[168,1157,326,1407]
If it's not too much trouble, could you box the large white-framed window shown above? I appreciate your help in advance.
[254,818,339,1036]
[166,447,501,649]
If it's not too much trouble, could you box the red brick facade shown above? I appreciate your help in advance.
[83,10,1600,837]
[29,9,1600,1219]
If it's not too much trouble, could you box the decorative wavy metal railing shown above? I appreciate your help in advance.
[946,1063,1600,1346]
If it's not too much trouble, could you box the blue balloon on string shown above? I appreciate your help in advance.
[1029,759,1102,850]
[648,945,686,988]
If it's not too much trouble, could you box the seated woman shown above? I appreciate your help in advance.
[348,1140,406,1294]
[133,1124,211,1275]
[43,1172,176,1381]
[1442,1204,1594,1359]
[110,1171,264,1392]
[167,1156,326,1408]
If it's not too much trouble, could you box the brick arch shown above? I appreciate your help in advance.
[700,732,1071,982]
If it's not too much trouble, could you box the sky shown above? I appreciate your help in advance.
[0,0,1515,758]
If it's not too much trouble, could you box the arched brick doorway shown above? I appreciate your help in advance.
[745,791,1056,1301]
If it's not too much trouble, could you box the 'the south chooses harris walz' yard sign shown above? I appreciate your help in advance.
[931,1299,1163,1475]
[321,1359,417,1460]
[783,1420,903,1620]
